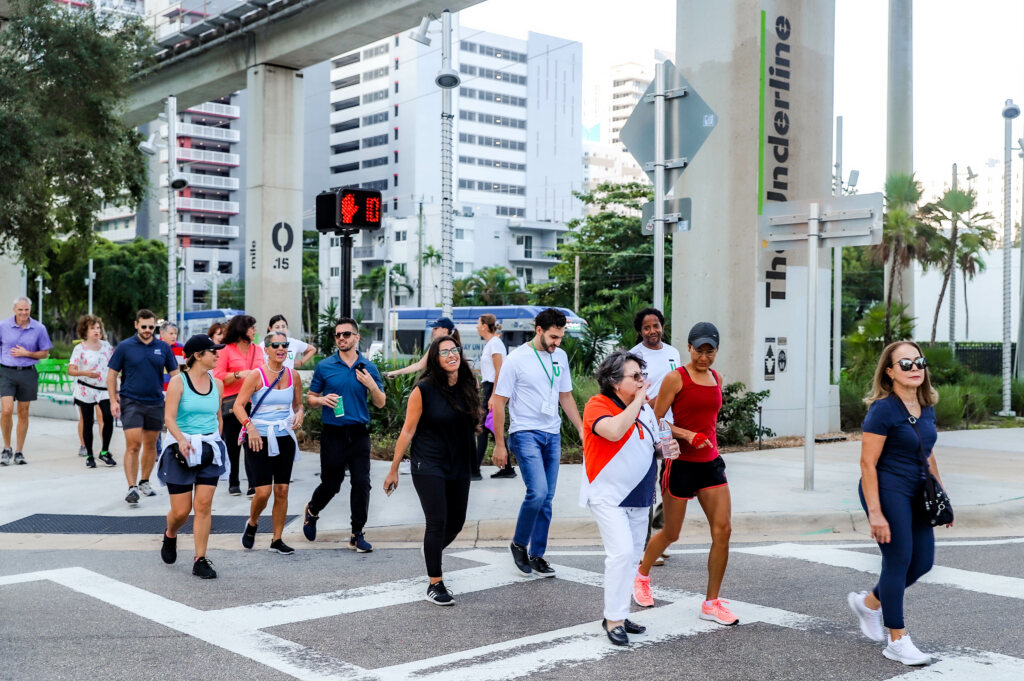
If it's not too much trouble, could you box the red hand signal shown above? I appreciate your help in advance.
[340,193,359,224]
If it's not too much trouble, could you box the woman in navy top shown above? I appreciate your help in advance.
[847,341,950,667]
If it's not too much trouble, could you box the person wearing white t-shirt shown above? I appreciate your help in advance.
[268,315,317,370]
[492,308,584,577]
[475,314,509,481]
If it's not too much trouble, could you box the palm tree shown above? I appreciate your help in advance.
[418,245,442,305]
[873,172,934,345]
[355,265,413,309]
[956,226,997,339]
[920,186,992,343]
[465,266,529,305]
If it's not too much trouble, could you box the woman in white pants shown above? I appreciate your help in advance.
[581,350,678,646]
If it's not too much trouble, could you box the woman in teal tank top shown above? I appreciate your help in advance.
[159,335,227,580]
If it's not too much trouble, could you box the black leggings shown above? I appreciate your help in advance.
[412,474,471,578]
[75,399,112,457]
[222,404,252,488]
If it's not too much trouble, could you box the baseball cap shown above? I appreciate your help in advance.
[429,317,455,332]
[184,334,226,358]
[687,322,720,350]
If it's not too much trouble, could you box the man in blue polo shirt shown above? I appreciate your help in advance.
[302,317,385,552]
[107,309,178,505]
[0,297,52,466]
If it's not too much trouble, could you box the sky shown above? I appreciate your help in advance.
[460,0,1024,197]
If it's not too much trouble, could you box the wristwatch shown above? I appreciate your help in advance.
[234,371,240,380]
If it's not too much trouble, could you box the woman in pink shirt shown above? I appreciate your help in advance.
[213,315,264,496]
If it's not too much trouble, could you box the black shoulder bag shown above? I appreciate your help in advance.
[902,407,954,527]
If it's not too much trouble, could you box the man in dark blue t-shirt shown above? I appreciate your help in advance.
[107,309,178,505]
[301,317,385,552]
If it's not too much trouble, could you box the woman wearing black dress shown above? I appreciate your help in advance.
[384,335,479,605]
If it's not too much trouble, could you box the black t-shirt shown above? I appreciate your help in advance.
[410,380,476,480]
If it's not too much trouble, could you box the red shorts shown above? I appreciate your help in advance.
[660,455,728,500]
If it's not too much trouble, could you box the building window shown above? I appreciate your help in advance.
[393,127,398,140]
[362,134,388,148]
[393,196,398,210]
[455,228,465,239]
[333,52,359,68]
[333,74,360,90]
[330,267,341,277]
[330,237,341,247]
[363,66,389,81]
[393,173,398,187]
[333,96,359,111]
[362,111,388,126]
[362,156,388,168]
[394,81,399,94]
[395,230,407,242]
[192,290,209,305]
[363,44,389,59]
[394,58,399,70]
[362,88,389,104]
[331,140,359,154]
[193,260,209,273]
[394,104,399,117]
[516,267,533,285]
[362,179,388,191]
[333,117,359,133]
[218,261,232,274]
[394,35,399,47]
[331,162,359,174]
[394,150,399,162]
[497,205,525,217]
[455,262,465,274]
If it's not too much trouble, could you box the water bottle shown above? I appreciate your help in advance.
[658,418,677,459]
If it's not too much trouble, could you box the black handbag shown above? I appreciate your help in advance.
[902,407,954,527]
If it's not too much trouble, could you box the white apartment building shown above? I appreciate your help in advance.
[312,18,583,336]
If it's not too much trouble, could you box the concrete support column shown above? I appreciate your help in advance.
[885,0,914,316]
[244,64,304,332]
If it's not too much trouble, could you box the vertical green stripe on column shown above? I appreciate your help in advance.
[757,10,767,216]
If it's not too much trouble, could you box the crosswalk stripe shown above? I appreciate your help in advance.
[737,543,1024,599]
[889,649,1024,679]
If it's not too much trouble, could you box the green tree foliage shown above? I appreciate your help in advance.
[302,231,321,336]
[453,266,528,306]
[530,182,657,318]
[27,237,167,340]
[355,265,414,308]
[0,0,154,267]
[844,302,916,380]
[217,278,245,311]
[840,247,884,336]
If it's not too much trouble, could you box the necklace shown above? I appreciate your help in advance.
[266,365,285,374]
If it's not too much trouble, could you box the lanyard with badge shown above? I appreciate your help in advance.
[532,342,560,415]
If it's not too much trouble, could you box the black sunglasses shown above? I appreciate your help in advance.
[268,342,290,349]
[138,324,155,330]
[892,357,928,372]
[335,330,357,339]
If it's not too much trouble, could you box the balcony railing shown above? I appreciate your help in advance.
[184,102,240,119]
[160,197,240,214]
[507,246,558,263]
[95,226,138,242]
[161,147,240,166]
[353,244,385,260]
[160,173,239,191]
[166,122,240,143]
[159,222,240,239]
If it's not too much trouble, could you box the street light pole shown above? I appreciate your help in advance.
[166,95,178,325]
[383,220,392,362]
[86,258,95,315]
[832,116,843,384]
[35,275,43,321]
[999,99,1019,416]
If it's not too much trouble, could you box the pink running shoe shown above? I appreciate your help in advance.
[700,598,739,626]
[633,573,654,607]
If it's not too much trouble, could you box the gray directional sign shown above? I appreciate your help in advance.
[619,60,718,194]
[759,192,884,250]
[641,198,691,236]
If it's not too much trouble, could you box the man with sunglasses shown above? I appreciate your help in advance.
[301,317,386,552]
[107,309,179,504]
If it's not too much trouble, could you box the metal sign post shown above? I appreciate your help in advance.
[620,60,717,310]
[760,192,884,490]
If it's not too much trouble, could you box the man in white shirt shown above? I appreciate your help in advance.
[493,308,584,577]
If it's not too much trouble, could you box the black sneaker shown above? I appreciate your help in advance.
[125,487,140,504]
[85,456,96,469]
[491,467,517,479]
[192,556,217,579]
[471,472,483,481]
[0,448,11,465]
[99,451,116,467]
[228,485,242,496]
[302,504,318,541]
[246,487,255,498]
[349,533,372,553]
[13,451,25,465]
[241,522,257,549]
[161,532,177,564]
[269,538,295,555]
[510,541,532,575]
[425,580,455,606]
[529,555,556,577]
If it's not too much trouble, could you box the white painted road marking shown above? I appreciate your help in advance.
[738,543,1024,600]
[890,649,1024,680]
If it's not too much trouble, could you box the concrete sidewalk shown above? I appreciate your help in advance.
[1,417,1022,548]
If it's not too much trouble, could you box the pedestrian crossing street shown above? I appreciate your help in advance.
[2,539,1023,680]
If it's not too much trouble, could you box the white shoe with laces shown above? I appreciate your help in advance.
[847,591,884,642]
[883,634,932,666]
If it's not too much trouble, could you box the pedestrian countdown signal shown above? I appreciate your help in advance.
[315,188,383,233]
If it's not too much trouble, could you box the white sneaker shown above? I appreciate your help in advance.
[78,446,88,457]
[847,591,884,642]
[883,634,932,666]
[138,480,157,497]
[399,459,411,475]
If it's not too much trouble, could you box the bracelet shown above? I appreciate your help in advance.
[242,419,252,428]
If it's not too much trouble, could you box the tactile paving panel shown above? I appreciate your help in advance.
[0,514,296,535]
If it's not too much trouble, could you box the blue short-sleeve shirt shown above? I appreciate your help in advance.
[108,335,178,404]
[862,393,936,493]
[309,351,383,427]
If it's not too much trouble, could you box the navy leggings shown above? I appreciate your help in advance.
[859,481,935,629]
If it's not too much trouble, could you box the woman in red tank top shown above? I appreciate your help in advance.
[631,322,739,627]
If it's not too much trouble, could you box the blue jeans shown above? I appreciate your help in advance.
[510,429,561,558]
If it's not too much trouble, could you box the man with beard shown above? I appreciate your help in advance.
[492,308,584,577]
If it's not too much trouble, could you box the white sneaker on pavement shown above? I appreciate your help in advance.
[399,459,411,475]
[138,480,157,497]
[847,590,885,642]
[883,634,932,666]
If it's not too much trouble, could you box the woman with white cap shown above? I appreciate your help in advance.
[633,322,739,627]
[159,334,228,579]
[233,330,305,555]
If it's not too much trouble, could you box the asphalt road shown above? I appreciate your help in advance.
[2,537,1022,681]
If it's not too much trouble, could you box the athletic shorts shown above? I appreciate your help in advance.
[245,435,296,487]
[121,396,164,431]
[0,366,38,402]
[166,478,220,495]
[661,455,728,500]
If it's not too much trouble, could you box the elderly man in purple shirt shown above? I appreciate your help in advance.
[0,297,52,466]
